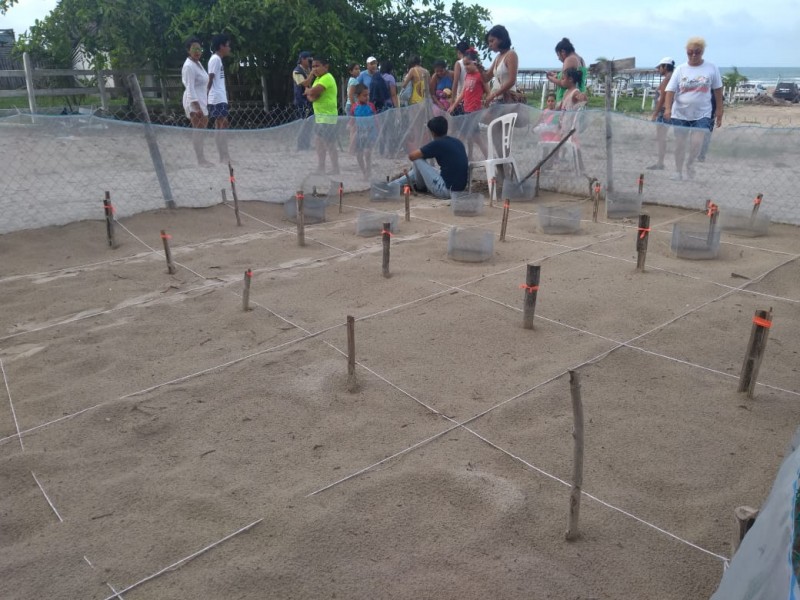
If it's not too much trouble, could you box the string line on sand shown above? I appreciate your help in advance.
[31,471,63,522]
[0,358,24,451]
[99,519,262,600]
[84,555,125,599]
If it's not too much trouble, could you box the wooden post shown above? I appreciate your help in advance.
[221,188,227,203]
[102,191,117,248]
[228,162,242,226]
[565,369,584,542]
[738,309,773,397]
[346,315,357,391]
[636,213,651,272]
[732,506,759,555]
[592,182,601,223]
[751,193,763,221]
[707,201,719,247]
[490,177,496,206]
[160,230,177,274]
[127,74,175,209]
[521,264,540,329]
[338,182,344,214]
[499,199,510,242]
[382,222,391,278]
[404,184,411,222]
[296,191,305,247]
[22,52,38,119]
[637,173,644,195]
[534,169,540,198]
[242,269,252,311]
[96,67,110,113]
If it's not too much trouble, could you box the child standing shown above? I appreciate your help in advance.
[448,50,488,158]
[350,83,378,178]
[534,92,561,142]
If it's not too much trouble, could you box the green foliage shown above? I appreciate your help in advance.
[12,0,491,104]
[722,66,748,89]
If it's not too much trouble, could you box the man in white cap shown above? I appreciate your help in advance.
[357,56,379,89]
[646,56,675,170]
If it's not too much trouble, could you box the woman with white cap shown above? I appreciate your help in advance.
[646,56,675,170]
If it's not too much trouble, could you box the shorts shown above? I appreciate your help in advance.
[655,109,666,124]
[208,103,230,118]
[315,122,338,142]
[670,117,713,131]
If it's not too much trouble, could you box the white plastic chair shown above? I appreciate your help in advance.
[538,105,585,175]
[468,112,519,202]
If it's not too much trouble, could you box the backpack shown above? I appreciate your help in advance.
[369,73,391,110]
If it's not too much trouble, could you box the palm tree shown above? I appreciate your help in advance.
[722,66,748,89]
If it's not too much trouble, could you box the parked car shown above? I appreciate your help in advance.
[773,81,800,103]
[623,82,653,97]
[733,83,767,100]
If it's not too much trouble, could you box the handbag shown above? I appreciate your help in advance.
[503,88,528,104]
[399,83,412,105]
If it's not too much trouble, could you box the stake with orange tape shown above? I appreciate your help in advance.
[636,213,651,272]
[637,172,644,195]
[102,191,117,249]
[489,177,497,206]
[160,230,176,274]
[228,162,242,226]
[706,200,719,246]
[521,264,541,329]
[592,181,601,223]
[382,222,392,278]
[295,190,306,247]
[242,269,253,311]
[500,199,510,242]
[738,308,773,398]
[338,181,344,214]
[403,184,411,222]
[346,315,357,392]
[750,193,763,222]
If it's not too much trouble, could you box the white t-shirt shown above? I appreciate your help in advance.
[207,53,227,105]
[665,61,722,121]
[182,57,209,116]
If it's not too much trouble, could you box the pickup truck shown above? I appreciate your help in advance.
[733,83,767,100]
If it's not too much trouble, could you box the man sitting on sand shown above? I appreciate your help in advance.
[392,116,468,198]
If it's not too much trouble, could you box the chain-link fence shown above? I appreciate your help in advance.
[2,101,799,234]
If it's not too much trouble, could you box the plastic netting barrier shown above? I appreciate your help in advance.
[1,103,799,234]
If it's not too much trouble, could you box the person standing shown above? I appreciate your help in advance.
[450,40,471,114]
[357,56,379,90]
[430,59,454,113]
[181,36,212,167]
[305,57,340,175]
[646,57,675,170]
[401,56,430,105]
[546,38,587,103]
[483,25,520,107]
[663,37,724,181]
[448,50,489,158]
[207,33,231,162]
[292,51,315,150]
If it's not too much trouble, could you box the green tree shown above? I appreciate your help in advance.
[722,66,748,89]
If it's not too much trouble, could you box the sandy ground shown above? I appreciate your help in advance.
[722,102,800,127]
[1,189,799,599]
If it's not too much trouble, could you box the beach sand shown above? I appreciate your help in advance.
[723,101,800,127]
[1,190,798,599]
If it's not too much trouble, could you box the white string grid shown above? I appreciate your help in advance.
[0,357,24,451]
[31,470,63,522]
[0,198,796,594]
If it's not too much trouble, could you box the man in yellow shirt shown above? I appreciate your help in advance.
[305,57,340,175]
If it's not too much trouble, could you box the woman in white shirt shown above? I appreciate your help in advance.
[181,36,213,167]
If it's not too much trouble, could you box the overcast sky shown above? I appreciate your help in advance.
[3,0,799,68]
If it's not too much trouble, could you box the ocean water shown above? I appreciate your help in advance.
[719,67,800,86]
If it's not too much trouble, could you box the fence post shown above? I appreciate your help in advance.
[159,77,168,111]
[96,67,109,113]
[22,52,38,119]
[260,74,269,112]
[127,73,176,209]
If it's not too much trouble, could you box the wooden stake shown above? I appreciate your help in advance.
[732,506,759,555]
[221,188,227,203]
[636,213,651,272]
[707,201,719,247]
[499,199,510,242]
[102,191,117,249]
[346,315,357,391]
[228,162,242,226]
[296,191,306,247]
[521,264,540,329]
[592,182,601,223]
[750,193,763,222]
[404,184,411,222]
[160,230,176,274]
[738,308,773,397]
[382,222,391,278]
[565,370,584,542]
[242,269,252,311]
[637,172,644,195]
[489,177,496,206]
[338,182,344,214]
[534,169,540,198]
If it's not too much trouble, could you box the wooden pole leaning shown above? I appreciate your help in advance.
[636,214,651,272]
[228,162,242,226]
[738,309,773,397]
[296,191,306,247]
[521,264,541,329]
[160,230,177,274]
[565,370,584,541]
[102,191,117,249]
